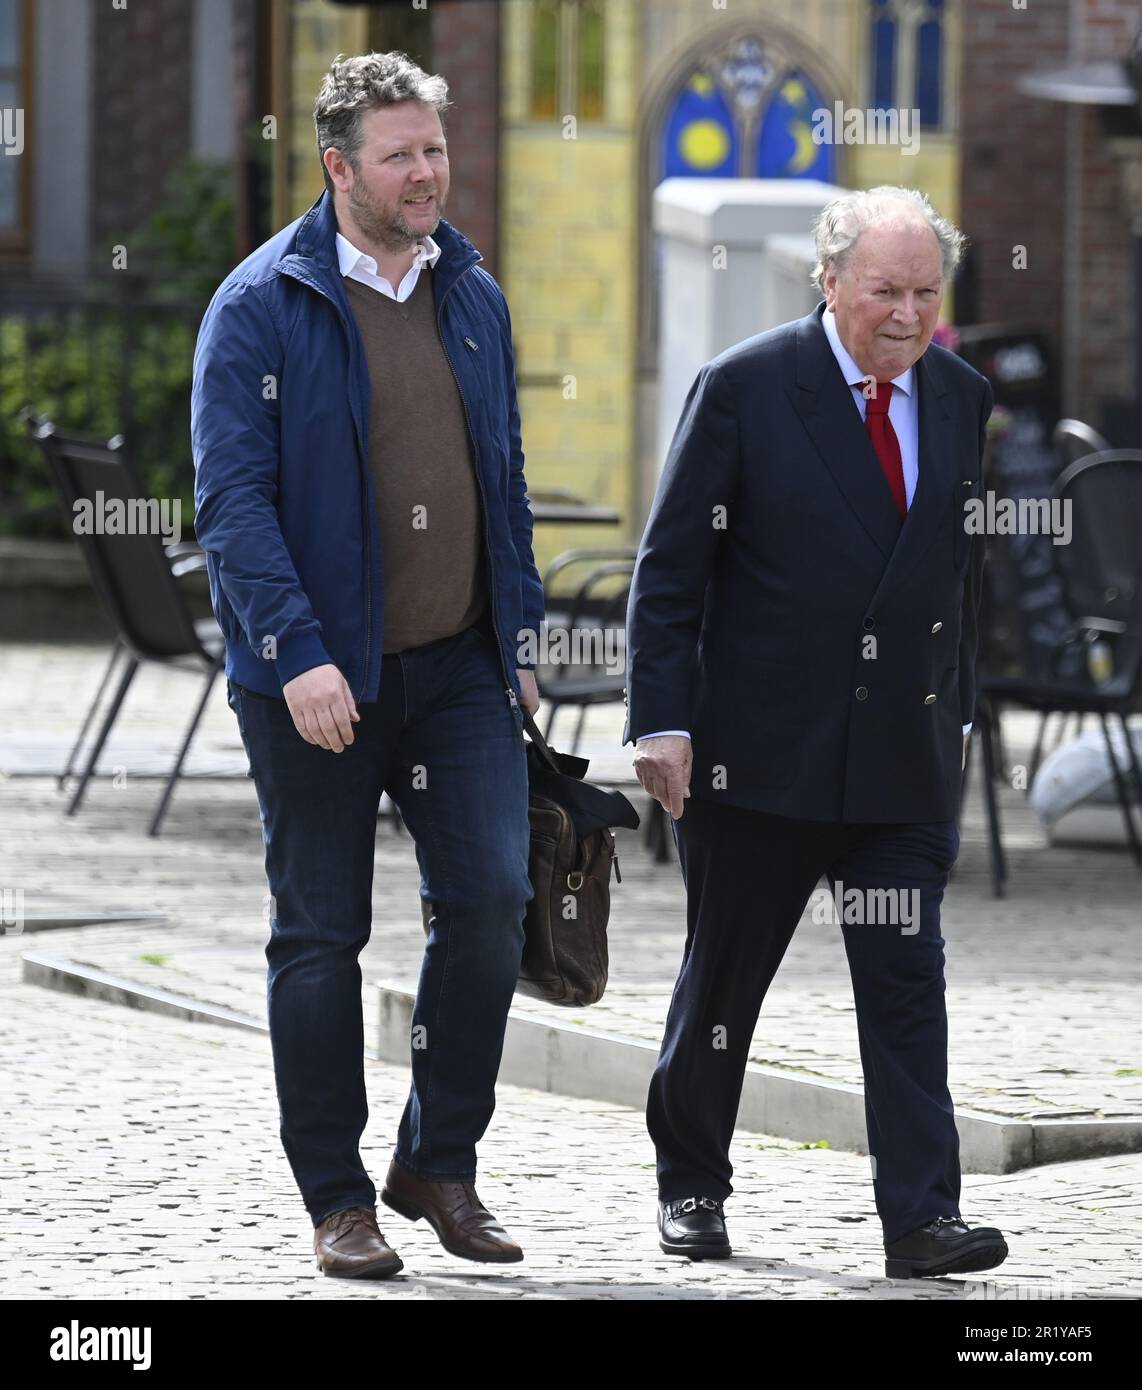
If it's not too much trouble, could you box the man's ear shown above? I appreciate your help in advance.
[323,146,353,194]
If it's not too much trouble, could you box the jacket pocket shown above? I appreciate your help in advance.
[691,656,807,792]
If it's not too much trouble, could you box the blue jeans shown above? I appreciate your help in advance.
[227,609,532,1228]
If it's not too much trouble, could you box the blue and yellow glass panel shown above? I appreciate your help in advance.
[915,0,943,128]
[755,71,834,181]
[870,0,897,109]
[661,72,738,178]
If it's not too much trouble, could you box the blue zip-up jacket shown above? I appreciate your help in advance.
[190,189,545,710]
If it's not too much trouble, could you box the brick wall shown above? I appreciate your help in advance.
[958,0,1068,359]
[960,0,1140,427]
[431,0,501,275]
[91,0,193,256]
[1074,0,1138,424]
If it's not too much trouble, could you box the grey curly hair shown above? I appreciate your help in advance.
[314,51,451,195]
[809,186,967,294]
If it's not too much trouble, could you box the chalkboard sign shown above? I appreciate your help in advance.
[954,326,1084,683]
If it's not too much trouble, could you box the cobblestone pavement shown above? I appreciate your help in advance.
[2,643,1140,1298]
[2,643,1139,1124]
[2,964,1139,1300]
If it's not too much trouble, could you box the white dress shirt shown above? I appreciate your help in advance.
[335,228,441,301]
[637,310,971,742]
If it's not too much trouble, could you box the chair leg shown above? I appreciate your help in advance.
[1047,710,1072,758]
[148,662,221,837]
[1100,713,1142,866]
[993,701,1010,782]
[979,704,1007,898]
[571,703,588,756]
[542,701,560,744]
[59,640,124,790]
[1028,711,1049,787]
[67,656,140,816]
[1118,713,1142,807]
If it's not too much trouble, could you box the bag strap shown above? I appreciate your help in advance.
[522,710,563,773]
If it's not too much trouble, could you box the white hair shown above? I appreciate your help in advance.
[810,186,967,294]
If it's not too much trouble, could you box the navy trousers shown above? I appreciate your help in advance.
[649,795,962,1245]
[227,608,532,1228]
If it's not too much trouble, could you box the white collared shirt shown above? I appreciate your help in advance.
[335,228,441,302]
[821,306,919,510]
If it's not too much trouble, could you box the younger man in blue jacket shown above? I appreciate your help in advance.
[192,51,544,1278]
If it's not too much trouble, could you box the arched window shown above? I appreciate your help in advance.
[661,73,737,178]
[867,0,947,130]
[658,39,835,182]
[755,71,835,181]
[529,0,607,123]
[870,0,897,109]
[914,1,944,129]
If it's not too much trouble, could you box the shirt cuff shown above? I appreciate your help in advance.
[962,723,973,736]
[636,730,692,741]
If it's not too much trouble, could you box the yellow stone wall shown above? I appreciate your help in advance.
[280,1,369,225]
[499,0,642,571]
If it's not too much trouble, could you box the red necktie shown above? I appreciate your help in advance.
[858,380,907,522]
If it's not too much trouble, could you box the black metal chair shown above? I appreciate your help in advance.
[967,450,1142,894]
[535,546,675,862]
[21,409,206,791]
[1003,422,1111,782]
[27,415,223,836]
[1053,418,1110,470]
[536,547,634,752]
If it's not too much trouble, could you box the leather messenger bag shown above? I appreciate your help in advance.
[419,710,640,1006]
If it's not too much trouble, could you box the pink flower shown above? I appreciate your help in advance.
[931,320,961,351]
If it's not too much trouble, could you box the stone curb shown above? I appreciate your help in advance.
[19,951,1142,1176]
[376,984,1142,1176]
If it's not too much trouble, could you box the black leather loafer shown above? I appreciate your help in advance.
[885,1215,1008,1279]
[658,1196,732,1260]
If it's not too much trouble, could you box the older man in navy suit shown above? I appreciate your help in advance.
[624,186,1008,1279]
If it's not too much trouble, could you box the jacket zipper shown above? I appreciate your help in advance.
[436,267,518,717]
[274,261,377,704]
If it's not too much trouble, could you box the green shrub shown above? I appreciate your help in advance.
[1,312,198,539]
[1,156,240,539]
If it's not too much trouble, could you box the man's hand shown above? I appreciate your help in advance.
[282,664,360,752]
[517,668,540,717]
[633,734,693,820]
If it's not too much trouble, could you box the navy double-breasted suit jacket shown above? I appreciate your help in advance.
[623,301,994,823]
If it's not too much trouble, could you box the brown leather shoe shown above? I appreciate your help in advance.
[313,1205,404,1279]
[380,1160,523,1263]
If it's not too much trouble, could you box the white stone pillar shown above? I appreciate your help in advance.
[654,177,844,469]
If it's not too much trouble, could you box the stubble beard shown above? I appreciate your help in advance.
[347,173,444,253]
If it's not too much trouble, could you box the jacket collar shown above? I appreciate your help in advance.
[790,300,956,594]
[289,189,481,300]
